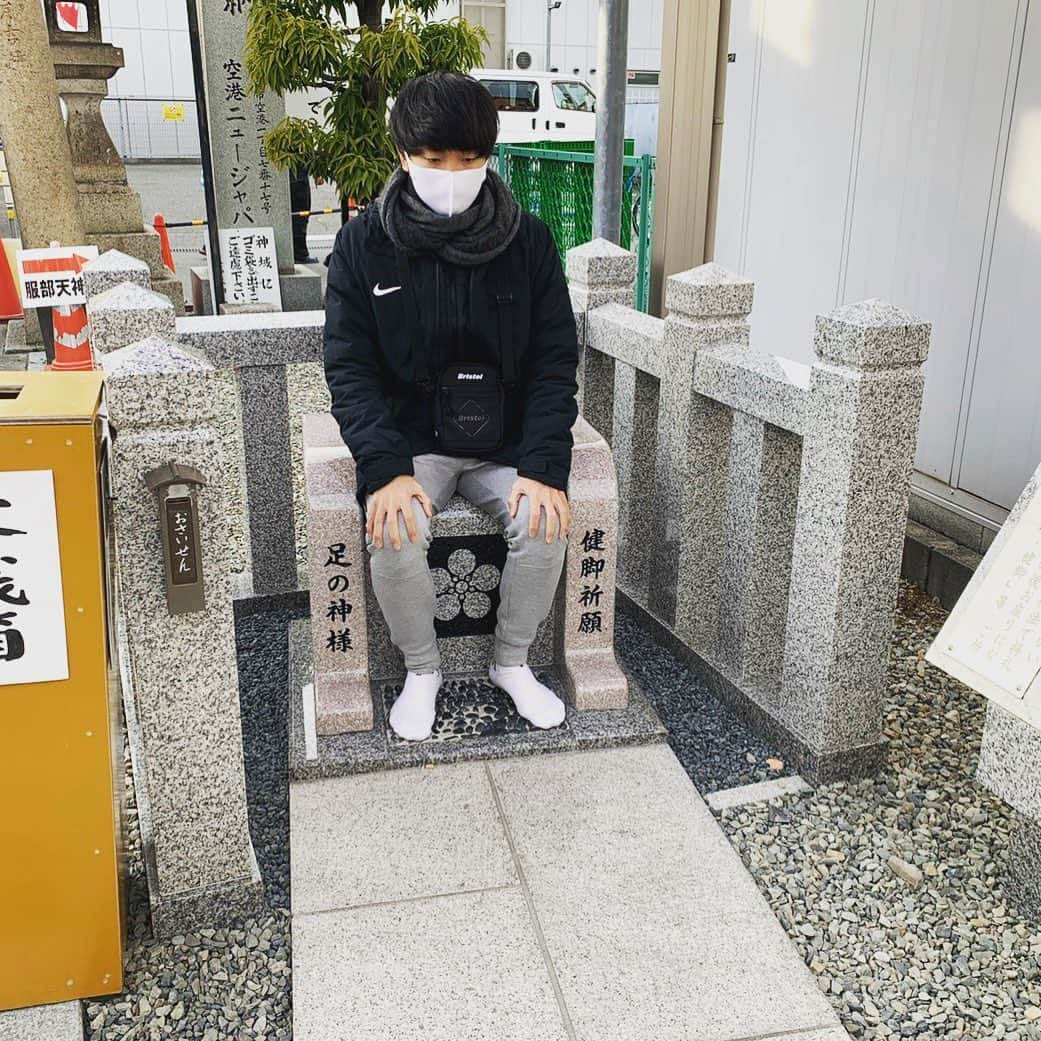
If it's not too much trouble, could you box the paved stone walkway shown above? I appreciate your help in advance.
[290,743,850,1041]
[0,1000,82,1041]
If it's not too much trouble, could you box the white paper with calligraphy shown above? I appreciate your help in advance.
[0,470,70,686]
[928,490,1041,728]
[219,227,282,308]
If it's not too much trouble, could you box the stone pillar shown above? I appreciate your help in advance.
[661,264,753,640]
[0,0,84,250]
[781,300,930,777]
[87,282,177,354]
[303,413,373,734]
[558,419,629,709]
[101,336,264,935]
[43,0,184,312]
[190,0,321,312]
[0,0,86,346]
[566,238,636,430]
[83,248,252,596]
[81,248,150,297]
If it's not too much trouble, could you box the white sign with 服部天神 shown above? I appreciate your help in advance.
[0,470,70,686]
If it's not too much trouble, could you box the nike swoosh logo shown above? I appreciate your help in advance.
[373,283,402,297]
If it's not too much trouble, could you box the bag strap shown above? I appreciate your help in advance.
[396,245,518,389]
[490,249,518,387]
[394,247,434,391]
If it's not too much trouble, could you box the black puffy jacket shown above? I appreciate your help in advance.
[323,205,579,504]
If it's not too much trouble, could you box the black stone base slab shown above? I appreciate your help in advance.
[287,619,667,780]
[615,592,887,786]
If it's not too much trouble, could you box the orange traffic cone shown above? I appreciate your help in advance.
[49,303,94,370]
[0,238,23,320]
[153,213,176,273]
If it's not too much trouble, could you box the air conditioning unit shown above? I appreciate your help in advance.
[516,50,532,70]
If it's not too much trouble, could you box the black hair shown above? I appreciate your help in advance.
[389,71,499,158]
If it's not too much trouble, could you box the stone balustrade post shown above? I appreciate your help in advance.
[101,337,264,935]
[82,248,150,298]
[566,239,637,441]
[83,251,250,576]
[781,300,930,778]
[86,282,177,354]
[660,264,753,639]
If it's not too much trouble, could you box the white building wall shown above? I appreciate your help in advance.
[506,0,662,76]
[714,0,1039,516]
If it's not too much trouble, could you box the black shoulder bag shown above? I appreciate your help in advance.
[395,247,518,456]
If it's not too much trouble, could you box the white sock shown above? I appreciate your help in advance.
[389,669,442,741]
[489,663,566,729]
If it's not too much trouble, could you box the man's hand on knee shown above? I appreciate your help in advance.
[368,475,433,551]
[508,477,571,543]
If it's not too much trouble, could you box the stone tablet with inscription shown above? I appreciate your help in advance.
[199,0,293,271]
[928,462,1041,728]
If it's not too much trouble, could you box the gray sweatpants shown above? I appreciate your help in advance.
[365,453,568,673]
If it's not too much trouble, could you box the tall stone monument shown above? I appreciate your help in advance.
[0,0,85,347]
[43,0,184,312]
[190,0,321,314]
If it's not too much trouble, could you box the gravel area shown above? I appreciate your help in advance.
[82,597,305,1041]
[716,583,1041,1040]
[615,608,796,792]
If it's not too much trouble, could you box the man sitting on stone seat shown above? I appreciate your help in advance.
[323,71,580,742]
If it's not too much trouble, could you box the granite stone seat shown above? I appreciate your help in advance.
[303,412,628,735]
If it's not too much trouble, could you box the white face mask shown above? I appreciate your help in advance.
[406,159,488,216]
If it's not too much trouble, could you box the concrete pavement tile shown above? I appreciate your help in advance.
[528,895,837,1041]
[0,1002,83,1041]
[488,745,841,1040]
[488,745,764,907]
[291,762,515,914]
[291,888,569,1041]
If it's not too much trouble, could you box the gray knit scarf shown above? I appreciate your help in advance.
[376,164,522,266]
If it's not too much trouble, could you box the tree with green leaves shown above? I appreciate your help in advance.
[244,0,488,207]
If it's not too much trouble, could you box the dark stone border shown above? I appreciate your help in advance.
[233,586,309,620]
[901,520,980,610]
[615,591,887,786]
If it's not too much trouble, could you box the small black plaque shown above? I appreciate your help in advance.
[165,496,198,586]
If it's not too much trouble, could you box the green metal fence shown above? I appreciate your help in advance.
[493,143,655,313]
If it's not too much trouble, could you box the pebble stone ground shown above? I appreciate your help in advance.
[716,584,1041,1041]
[81,585,1040,1040]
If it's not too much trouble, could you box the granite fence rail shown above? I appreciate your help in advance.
[567,239,931,783]
[83,242,930,785]
[83,248,330,596]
